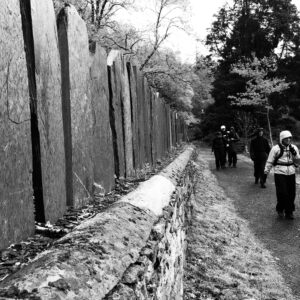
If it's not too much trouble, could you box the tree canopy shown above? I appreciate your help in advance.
[200,0,300,141]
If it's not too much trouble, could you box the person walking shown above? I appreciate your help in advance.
[250,128,270,188]
[212,131,226,170]
[220,125,229,164]
[264,130,300,219]
[228,126,240,167]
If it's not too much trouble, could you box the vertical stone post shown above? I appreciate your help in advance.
[122,55,134,177]
[126,61,139,171]
[135,68,146,169]
[0,0,35,249]
[89,43,115,192]
[22,0,66,222]
[107,50,126,178]
[57,5,94,207]
[143,78,152,165]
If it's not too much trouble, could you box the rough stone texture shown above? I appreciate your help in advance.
[0,147,195,299]
[89,43,115,193]
[171,111,176,147]
[143,79,152,165]
[109,157,197,300]
[119,146,194,216]
[107,50,126,178]
[57,5,94,207]
[166,105,172,151]
[150,92,158,167]
[0,202,156,299]
[0,0,34,250]
[156,99,166,160]
[31,0,66,222]
[135,67,146,168]
[122,55,134,177]
[126,61,139,171]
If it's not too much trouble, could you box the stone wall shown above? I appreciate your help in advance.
[106,155,196,299]
[0,1,188,250]
[0,0,34,248]
[0,147,196,300]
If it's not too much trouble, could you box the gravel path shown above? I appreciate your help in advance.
[184,147,297,300]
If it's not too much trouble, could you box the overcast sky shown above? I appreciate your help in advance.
[120,0,300,64]
[168,0,300,63]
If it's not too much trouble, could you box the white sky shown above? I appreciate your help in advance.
[171,0,300,63]
[119,0,300,64]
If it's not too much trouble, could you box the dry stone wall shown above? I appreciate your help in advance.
[0,1,188,250]
[108,158,196,299]
[0,147,195,300]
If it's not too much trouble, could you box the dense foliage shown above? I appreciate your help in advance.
[201,0,300,142]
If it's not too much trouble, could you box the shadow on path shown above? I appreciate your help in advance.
[200,145,300,298]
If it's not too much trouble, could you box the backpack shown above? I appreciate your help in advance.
[273,144,297,166]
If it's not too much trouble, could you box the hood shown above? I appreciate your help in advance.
[279,130,292,144]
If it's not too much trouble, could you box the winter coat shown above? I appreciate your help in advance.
[250,136,270,161]
[228,131,239,152]
[212,137,225,152]
[221,130,229,149]
[264,144,300,175]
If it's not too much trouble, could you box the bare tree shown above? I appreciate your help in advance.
[139,0,188,71]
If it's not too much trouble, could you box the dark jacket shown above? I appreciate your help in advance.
[212,137,225,152]
[221,130,229,149]
[228,131,240,152]
[250,136,270,160]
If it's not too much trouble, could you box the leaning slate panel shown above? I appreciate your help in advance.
[57,4,94,207]
[29,0,67,222]
[89,43,115,193]
[0,0,34,250]
[107,50,126,178]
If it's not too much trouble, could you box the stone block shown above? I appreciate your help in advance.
[0,0,34,249]
[30,0,66,222]
[126,61,139,171]
[57,4,94,206]
[107,50,125,178]
[135,67,146,168]
[143,79,152,165]
[122,55,134,177]
[89,43,115,193]
[150,91,157,167]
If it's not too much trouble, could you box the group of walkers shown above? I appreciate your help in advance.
[212,125,300,220]
[211,125,240,170]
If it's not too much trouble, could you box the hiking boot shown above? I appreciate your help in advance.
[285,213,294,220]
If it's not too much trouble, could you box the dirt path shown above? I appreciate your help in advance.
[202,145,300,298]
[184,147,298,299]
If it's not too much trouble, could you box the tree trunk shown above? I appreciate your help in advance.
[266,107,273,146]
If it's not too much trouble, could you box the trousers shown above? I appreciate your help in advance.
[253,158,267,183]
[274,174,296,214]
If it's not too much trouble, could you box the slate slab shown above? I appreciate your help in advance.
[57,4,94,207]
[89,43,115,193]
[30,0,66,222]
[0,0,34,250]
[107,50,126,178]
